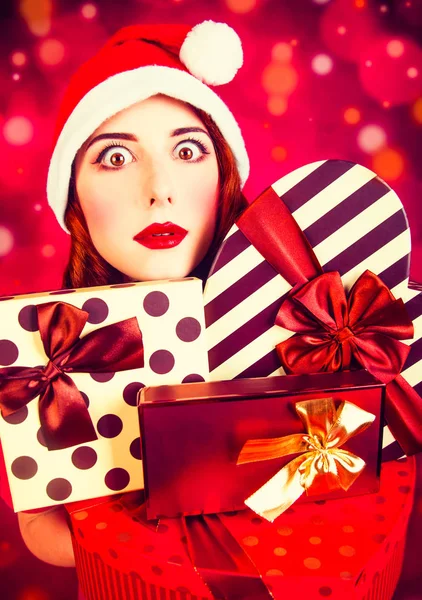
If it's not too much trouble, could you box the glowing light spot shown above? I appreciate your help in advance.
[344,107,361,125]
[271,146,288,161]
[272,42,292,63]
[313,0,331,4]
[81,3,97,19]
[41,244,56,258]
[380,4,388,12]
[267,96,288,116]
[17,167,24,174]
[337,26,347,35]
[12,74,21,81]
[311,54,333,75]
[17,584,50,600]
[411,97,422,123]
[407,67,418,79]
[355,0,365,7]
[0,226,14,257]
[34,203,42,212]
[365,60,372,67]
[19,0,52,36]
[262,63,298,95]
[291,39,298,47]
[386,40,405,58]
[225,0,257,13]
[11,51,27,67]
[3,116,34,145]
[372,148,405,181]
[382,100,391,108]
[39,39,65,66]
[357,124,387,153]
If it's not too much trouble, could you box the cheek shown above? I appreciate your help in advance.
[77,181,122,234]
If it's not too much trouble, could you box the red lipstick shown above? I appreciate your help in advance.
[133,222,188,250]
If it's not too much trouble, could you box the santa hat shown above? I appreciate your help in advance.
[47,20,249,233]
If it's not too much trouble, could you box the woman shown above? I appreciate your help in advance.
[6,20,250,568]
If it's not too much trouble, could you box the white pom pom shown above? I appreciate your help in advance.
[180,20,243,86]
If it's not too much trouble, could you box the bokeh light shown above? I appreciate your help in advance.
[12,73,21,81]
[386,39,405,58]
[372,148,405,181]
[344,107,361,125]
[272,42,293,63]
[311,53,334,75]
[11,51,27,67]
[0,226,14,257]
[41,244,56,258]
[357,124,387,153]
[411,97,422,124]
[3,116,34,145]
[17,584,50,600]
[271,146,288,161]
[313,0,331,4]
[34,203,43,212]
[267,95,288,116]
[225,0,257,13]
[19,0,52,36]
[81,3,98,19]
[262,63,298,95]
[359,36,422,105]
[38,39,66,66]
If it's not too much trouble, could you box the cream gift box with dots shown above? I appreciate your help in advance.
[0,278,209,512]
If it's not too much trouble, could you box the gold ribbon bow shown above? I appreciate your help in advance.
[237,398,375,522]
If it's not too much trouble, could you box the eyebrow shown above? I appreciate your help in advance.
[84,126,211,151]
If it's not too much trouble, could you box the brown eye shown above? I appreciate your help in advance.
[179,146,193,160]
[110,152,125,166]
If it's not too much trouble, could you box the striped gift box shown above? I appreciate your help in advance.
[204,160,422,461]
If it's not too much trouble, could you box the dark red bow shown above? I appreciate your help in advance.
[237,186,422,456]
[0,301,144,450]
[276,270,413,384]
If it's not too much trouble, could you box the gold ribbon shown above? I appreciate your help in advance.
[237,398,375,522]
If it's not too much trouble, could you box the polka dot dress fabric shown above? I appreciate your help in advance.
[0,278,209,512]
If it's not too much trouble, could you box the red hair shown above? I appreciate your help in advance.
[62,104,247,288]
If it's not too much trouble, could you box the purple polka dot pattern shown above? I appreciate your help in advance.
[3,406,28,425]
[80,391,90,407]
[152,565,163,576]
[175,317,201,342]
[149,350,175,374]
[143,291,170,317]
[0,340,19,366]
[11,456,38,480]
[182,373,205,383]
[319,587,332,597]
[72,447,98,470]
[18,305,39,332]
[105,468,130,491]
[37,427,47,447]
[82,298,109,324]
[97,414,123,438]
[130,437,142,460]
[46,478,72,501]
[123,382,145,407]
[109,549,118,559]
[90,372,115,383]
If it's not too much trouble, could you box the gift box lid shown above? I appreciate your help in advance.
[139,370,384,407]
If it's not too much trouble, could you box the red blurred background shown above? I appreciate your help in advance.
[0,0,421,598]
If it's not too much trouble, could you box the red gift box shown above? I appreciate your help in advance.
[139,370,384,521]
[66,457,416,600]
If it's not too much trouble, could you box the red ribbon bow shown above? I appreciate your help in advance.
[0,301,144,450]
[237,186,422,456]
[276,270,413,384]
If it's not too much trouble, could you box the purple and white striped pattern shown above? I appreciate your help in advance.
[204,160,422,460]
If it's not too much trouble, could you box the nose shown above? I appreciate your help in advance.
[143,156,173,207]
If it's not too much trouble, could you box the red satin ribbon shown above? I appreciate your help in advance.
[0,301,144,450]
[237,187,422,456]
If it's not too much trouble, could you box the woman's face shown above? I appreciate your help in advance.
[74,95,220,280]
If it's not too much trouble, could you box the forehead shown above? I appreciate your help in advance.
[90,94,204,137]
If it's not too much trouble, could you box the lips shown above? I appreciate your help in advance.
[133,222,188,250]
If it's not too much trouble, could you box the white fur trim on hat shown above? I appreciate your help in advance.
[180,21,243,86]
[47,66,249,233]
